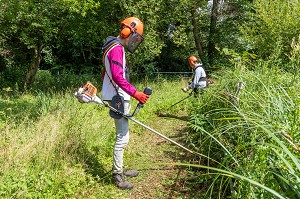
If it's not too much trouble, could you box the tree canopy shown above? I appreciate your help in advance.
[1,0,299,89]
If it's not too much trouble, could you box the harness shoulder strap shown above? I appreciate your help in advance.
[102,42,120,66]
[101,42,120,93]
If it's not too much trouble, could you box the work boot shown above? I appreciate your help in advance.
[123,169,139,177]
[112,173,133,190]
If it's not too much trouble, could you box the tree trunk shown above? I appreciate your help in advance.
[191,5,204,64]
[207,0,219,68]
[24,44,42,89]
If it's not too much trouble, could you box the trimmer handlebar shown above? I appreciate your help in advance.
[129,87,152,117]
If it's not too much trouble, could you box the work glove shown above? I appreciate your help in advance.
[181,87,189,92]
[133,91,149,104]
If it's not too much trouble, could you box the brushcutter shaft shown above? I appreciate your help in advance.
[129,117,194,154]
[92,93,194,154]
[75,82,194,154]
[93,95,104,105]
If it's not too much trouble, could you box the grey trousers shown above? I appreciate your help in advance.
[113,101,131,174]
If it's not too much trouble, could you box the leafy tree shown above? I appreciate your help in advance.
[240,0,300,67]
[0,0,101,89]
[0,0,256,88]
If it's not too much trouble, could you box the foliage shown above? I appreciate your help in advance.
[240,0,300,66]
[288,35,300,83]
[0,0,107,89]
[187,66,300,198]
[1,68,300,197]
[31,70,102,92]
[0,0,254,88]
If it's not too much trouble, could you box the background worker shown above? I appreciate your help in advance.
[182,55,207,94]
[101,17,149,190]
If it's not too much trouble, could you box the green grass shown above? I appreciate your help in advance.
[0,75,192,198]
[0,67,299,198]
[186,67,300,198]
[0,87,120,198]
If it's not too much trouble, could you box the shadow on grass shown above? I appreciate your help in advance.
[156,111,189,121]
[158,124,214,198]
[60,138,113,185]
[81,145,112,185]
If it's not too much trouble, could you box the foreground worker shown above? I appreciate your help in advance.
[182,55,207,93]
[101,17,149,190]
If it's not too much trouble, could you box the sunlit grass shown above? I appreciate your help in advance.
[0,75,192,198]
[0,68,299,198]
[0,88,118,198]
[187,67,300,198]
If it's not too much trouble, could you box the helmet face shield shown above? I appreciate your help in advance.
[127,32,144,53]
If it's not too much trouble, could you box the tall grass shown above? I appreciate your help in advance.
[0,85,123,198]
[187,67,300,198]
[0,73,190,198]
[1,68,299,198]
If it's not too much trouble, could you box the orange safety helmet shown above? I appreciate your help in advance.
[188,55,197,65]
[120,17,144,39]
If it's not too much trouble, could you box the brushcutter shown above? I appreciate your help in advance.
[74,81,194,154]
[156,86,208,117]
[168,91,194,109]
[163,79,213,113]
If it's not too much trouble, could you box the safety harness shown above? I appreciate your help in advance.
[193,65,206,82]
[101,42,126,119]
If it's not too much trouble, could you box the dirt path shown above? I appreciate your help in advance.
[125,111,192,199]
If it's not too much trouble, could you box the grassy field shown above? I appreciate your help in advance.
[0,67,299,198]
[0,75,195,198]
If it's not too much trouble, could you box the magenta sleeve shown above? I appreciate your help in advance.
[107,46,137,96]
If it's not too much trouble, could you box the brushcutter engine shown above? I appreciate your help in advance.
[74,81,103,104]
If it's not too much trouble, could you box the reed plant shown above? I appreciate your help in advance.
[187,67,300,198]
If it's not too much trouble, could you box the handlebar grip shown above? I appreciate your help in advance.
[129,87,152,117]
[143,87,152,95]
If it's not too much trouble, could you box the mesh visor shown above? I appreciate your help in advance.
[127,32,144,53]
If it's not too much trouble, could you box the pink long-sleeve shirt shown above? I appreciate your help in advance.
[102,44,136,101]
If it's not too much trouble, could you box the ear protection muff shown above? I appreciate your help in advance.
[120,17,143,39]
[120,25,133,39]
